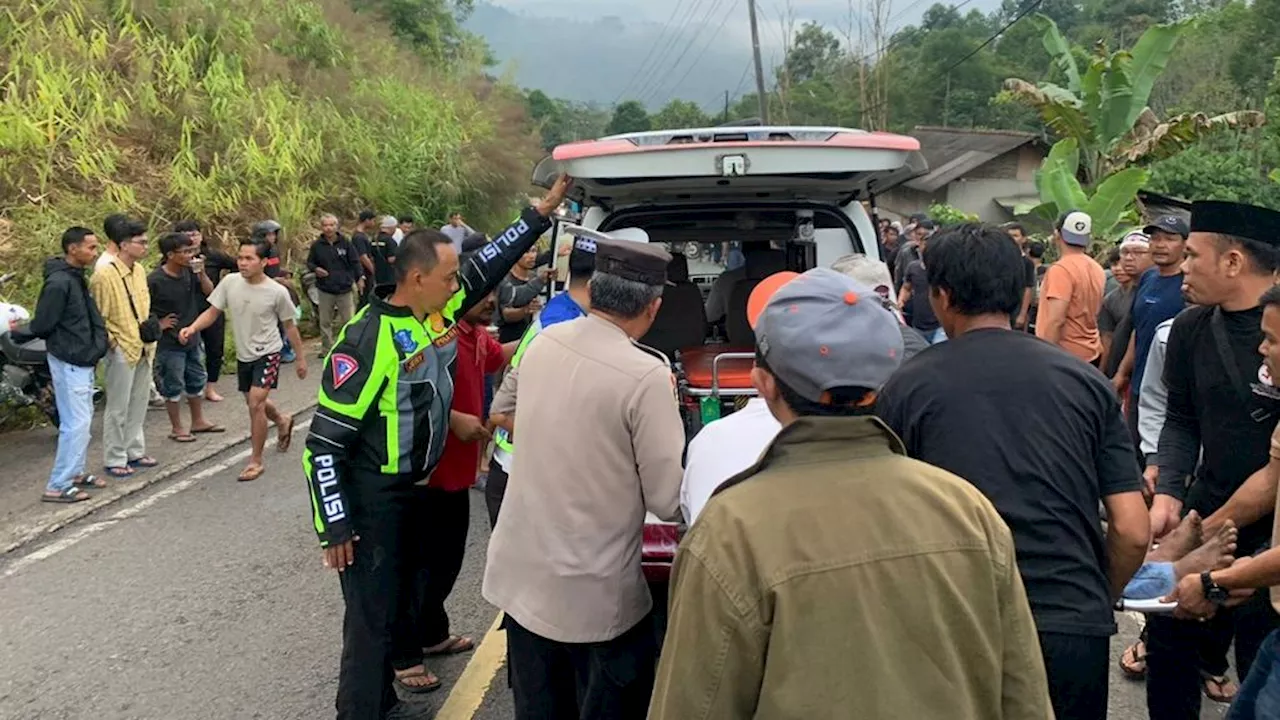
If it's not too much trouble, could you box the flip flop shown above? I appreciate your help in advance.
[73,474,107,489]
[42,487,91,503]
[238,465,264,482]
[424,635,475,657]
[393,667,441,694]
[129,456,158,468]
[1201,672,1238,703]
[276,415,295,453]
[105,465,134,478]
[1119,639,1146,680]
[169,433,197,443]
[191,425,226,434]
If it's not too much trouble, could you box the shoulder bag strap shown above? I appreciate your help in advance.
[112,263,143,323]
[1209,307,1272,423]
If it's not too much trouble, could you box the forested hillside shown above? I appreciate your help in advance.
[0,0,541,307]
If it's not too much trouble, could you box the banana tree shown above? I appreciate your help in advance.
[1029,137,1149,242]
[1003,14,1265,239]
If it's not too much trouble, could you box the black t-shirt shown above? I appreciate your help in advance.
[147,266,203,352]
[903,260,939,332]
[369,232,397,288]
[877,329,1142,636]
[351,232,372,279]
[1158,306,1279,552]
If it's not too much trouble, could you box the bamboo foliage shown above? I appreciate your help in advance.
[0,0,541,308]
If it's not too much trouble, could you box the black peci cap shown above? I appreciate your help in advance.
[1190,201,1280,247]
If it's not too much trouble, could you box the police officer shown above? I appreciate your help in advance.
[304,175,570,720]
[483,238,685,720]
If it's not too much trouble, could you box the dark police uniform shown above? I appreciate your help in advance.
[304,207,551,720]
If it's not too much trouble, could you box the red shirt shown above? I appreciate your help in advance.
[430,321,506,491]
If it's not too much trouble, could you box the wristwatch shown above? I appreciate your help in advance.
[1201,571,1231,606]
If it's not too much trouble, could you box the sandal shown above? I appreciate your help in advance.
[425,635,475,657]
[42,487,91,504]
[276,414,295,453]
[191,424,226,434]
[72,474,106,489]
[393,667,441,694]
[105,465,134,478]
[1119,639,1147,679]
[129,456,158,468]
[1201,671,1238,703]
[237,464,265,482]
[169,432,197,443]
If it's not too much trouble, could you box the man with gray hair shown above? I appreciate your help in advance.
[829,253,930,366]
[484,238,685,719]
[305,213,361,354]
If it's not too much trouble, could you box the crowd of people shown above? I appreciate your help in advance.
[28,177,1280,720]
[25,208,479,496]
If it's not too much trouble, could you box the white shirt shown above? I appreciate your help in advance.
[680,398,782,525]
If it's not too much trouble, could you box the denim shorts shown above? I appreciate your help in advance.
[156,343,208,401]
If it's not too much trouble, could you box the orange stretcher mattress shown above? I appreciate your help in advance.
[681,344,755,389]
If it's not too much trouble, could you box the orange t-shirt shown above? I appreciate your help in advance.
[1036,253,1105,363]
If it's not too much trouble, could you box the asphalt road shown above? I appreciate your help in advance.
[0,417,1230,719]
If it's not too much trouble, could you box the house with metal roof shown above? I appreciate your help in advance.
[877,126,1048,224]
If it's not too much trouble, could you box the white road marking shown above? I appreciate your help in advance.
[1,419,310,579]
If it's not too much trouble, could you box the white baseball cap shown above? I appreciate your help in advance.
[1057,210,1093,247]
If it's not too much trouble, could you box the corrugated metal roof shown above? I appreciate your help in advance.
[905,127,1043,193]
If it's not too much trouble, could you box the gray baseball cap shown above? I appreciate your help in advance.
[748,267,905,403]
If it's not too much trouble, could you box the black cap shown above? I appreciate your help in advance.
[1190,201,1280,246]
[594,239,671,287]
[1143,214,1190,238]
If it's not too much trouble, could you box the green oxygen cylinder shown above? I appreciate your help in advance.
[699,395,721,426]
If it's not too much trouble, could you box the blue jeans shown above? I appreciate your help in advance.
[46,355,95,493]
[156,343,207,401]
[1229,628,1280,719]
[1122,562,1176,600]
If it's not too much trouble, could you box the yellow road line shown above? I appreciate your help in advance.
[436,612,507,720]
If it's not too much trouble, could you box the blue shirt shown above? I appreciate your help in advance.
[539,290,586,326]
[1130,268,1185,397]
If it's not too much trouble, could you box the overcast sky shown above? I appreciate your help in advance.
[482,0,1007,52]
[469,0,1007,107]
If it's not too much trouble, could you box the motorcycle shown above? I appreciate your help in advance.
[0,273,59,426]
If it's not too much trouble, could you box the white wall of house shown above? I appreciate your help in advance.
[946,178,1034,223]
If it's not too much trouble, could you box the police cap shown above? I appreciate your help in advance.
[594,239,671,287]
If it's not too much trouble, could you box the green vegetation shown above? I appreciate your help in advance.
[0,0,542,309]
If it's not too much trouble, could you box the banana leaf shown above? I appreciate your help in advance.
[1003,79,1093,148]
[1037,138,1088,213]
[1122,21,1189,137]
[1083,168,1149,240]
[1111,111,1266,167]
[1098,51,1136,147]
[1034,13,1080,94]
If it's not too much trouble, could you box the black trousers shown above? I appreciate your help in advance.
[505,614,656,720]
[1146,589,1280,719]
[201,313,225,383]
[390,486,471,669]
[485,460,509,530]
[1039,632,1109,720]
[336,499,407,720]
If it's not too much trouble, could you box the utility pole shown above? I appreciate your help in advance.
[724,90,731,123]
[748,0,770,125]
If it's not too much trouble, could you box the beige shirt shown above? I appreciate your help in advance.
[208,273,296,362]
[650,416,1053,720]
[482,313,684,643]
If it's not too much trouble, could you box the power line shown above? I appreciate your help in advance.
[629,0,712,104]
[855,0,979,68]
[858,0,1045,117]
[638,0,731,106]
[611,1,689,105]
[656,0,739,107]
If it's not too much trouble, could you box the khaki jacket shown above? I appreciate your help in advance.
[483,314,684,643]
[649,416,1053,720]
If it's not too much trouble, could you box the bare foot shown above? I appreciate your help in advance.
[1174,520,1238,581]
[205,387,224,403]
[1148,510,1202,563]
